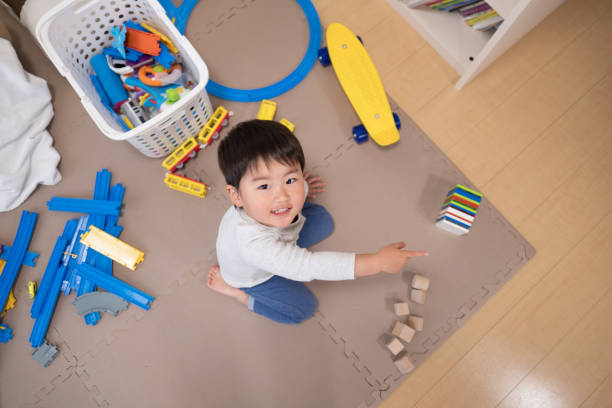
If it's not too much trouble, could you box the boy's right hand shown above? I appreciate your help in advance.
[354,242,428,278]
[376,242,428,274]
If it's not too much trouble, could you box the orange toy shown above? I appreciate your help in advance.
[125,27,161,56]
[138,64,183,86]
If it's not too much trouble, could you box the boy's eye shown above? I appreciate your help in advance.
[286,177,298,184]
[257,184,269,190]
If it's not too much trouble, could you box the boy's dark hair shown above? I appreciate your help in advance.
[218,119,305,187]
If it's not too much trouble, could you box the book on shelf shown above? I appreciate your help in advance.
[402,0,503,32]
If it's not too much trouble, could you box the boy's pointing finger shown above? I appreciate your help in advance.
[405,251,429,258]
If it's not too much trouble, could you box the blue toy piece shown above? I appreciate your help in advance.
[73,263,154,310]
[62,216,91,295]
[91,54,129,110]
[110,25,127,58]
[29,264,68,347]
[106,183,126,231]
[90,74,131,131]
[0,325,14,343]
[30,236,69,319]
[79,169,113,326]
[47,197,122,216]
[0,211,38,323]
[103,46,143,62]
[0,245,38,267]
[157,0,200,34]
[153,43,176,70]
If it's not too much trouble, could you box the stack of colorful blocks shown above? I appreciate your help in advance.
[436,184,483,235]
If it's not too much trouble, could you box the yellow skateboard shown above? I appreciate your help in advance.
[320,23,400,146]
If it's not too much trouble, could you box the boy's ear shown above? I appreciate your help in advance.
[225,185,243,207]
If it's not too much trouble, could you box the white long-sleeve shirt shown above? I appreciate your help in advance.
[216,206,356,288]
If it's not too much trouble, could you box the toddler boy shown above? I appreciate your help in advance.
[207,120,427,324]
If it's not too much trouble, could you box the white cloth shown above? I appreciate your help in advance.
[216,206,356,288]
[0,38,60,211]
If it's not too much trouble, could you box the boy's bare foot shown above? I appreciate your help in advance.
[207,265,249,305]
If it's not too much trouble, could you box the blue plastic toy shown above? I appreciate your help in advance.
[0,211,38,327]
[110,25,127,58]
[0,245,38,267]
[47,197,122,216]
[158,0,322,102]
[0,325,14,343]
[74,263,154,310]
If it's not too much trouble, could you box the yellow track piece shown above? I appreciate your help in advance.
[80,226,145,271]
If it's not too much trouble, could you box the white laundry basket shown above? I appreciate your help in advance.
[35,0,213,158]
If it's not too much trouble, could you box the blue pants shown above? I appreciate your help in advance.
[240,202,334,324]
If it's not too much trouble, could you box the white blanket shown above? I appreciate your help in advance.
[0,38,60,212]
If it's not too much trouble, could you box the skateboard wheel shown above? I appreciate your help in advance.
[318,47,331,67]
[352,124,369,144]
[393,112,401,130]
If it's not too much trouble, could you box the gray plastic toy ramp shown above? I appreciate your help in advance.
[0,1,533,407]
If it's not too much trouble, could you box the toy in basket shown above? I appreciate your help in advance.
[35,0,213,158]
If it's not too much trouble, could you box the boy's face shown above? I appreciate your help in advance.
[226,158,306,228]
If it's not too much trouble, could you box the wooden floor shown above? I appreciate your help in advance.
[313,0,612,406]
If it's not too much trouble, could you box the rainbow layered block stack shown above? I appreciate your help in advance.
[436,184,483,235]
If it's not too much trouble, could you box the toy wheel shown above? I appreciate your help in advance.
[176,171,185,177]
[393,112,401,130]
[176,162,184,170]
[352,124,369,144]
[222,119,229,127]
[213,133,220,140]
[188,151,197,159]
[318,47,331,67]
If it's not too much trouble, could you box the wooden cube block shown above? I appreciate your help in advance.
[394,302,410,316]
[386,337,404,355]
[412,274,430,291]
[392,321,416,343]
[411,289,427,304]
[408,315,424,331]
[393,352,415,375]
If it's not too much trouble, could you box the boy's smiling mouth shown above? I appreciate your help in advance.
[271,207,291,215]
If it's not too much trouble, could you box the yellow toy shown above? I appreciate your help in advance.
[0,260,16,317]
[279,118,295,132]
[80,226,145,271]
[164,173,208,198]
[198,106,231,146]
[28,281,37,299]
[162,137,201,173]
[256,100,277,120]
[141,22,179,53]
[325,23,399,146]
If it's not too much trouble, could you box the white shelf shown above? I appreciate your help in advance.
[486,0,515,20]
[388,0,566,89]
[386,3,493,75]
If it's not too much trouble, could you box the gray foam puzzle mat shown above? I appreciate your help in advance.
[0,1,534,407]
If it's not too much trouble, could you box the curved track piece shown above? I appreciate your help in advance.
[72,291,129,316]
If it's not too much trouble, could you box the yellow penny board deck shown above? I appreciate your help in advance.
[326,23,399,146]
